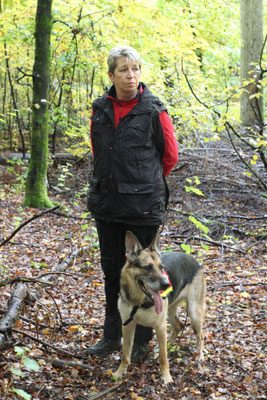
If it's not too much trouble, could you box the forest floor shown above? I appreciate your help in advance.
[0,143,266,400]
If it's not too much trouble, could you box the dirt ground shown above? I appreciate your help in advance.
[0,143,266,399]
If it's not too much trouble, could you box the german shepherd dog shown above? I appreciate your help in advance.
[113,231,206,385]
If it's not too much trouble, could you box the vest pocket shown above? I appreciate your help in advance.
[117,182,154,194]
[91,114,109,134]
[117,182,158,217]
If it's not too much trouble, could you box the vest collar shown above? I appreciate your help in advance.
[94,82,155,115]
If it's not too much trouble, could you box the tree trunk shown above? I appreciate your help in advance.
[4,42,26,157]
[240,0,263,126]
[24,0,54,208]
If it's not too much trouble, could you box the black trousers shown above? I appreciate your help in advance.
[95,220,159,343]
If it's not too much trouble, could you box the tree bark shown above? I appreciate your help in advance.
[0,283,29,351]
[240,0,263,126]
[24,0,54,208]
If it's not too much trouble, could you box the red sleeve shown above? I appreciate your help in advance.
[90,110,94,154]
[159,111,178,177]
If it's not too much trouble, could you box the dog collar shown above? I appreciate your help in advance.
[160,269,173,298]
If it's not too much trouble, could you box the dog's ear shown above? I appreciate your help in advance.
[149,231,160,255]
[125,231,142,261]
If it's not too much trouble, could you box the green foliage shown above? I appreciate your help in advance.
[30,260,48,269]
[12,388,32,400]
[180,243,192,254]
[6,159,28,193]
[0,0,252,153]
[57,163,73,189]
[181,176,210,253]
[9,346,40,400]
[0,0,266,196]
[185,176,204,196]
[189,215,210,235]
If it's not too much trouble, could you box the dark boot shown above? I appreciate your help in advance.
[85,337,121,357]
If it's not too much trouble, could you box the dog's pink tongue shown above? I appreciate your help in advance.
[151,290,163,315]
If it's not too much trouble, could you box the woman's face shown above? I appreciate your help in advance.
[108,57,141,101]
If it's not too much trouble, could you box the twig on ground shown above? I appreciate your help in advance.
[12,328,76,357]
[0,276,53,288]
[39,284,64,325]
[214,282,267,289]
[0,205,60,248]
[170,234,247,253]
[0,272,78,288]
[76,382,123,400]
[41,357,92,370]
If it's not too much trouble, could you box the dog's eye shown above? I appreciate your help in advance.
[158,263,163,271]
[145,263,154,271]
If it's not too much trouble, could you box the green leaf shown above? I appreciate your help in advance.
[191,187,204,196]
[23,357,40,371]
[81,212,89,218]
[194,176,201,185]
[184,186,204,196]
[14,346,26,356]
[81,223,88,231]
[180,243,192,254]
[189,216,209,234]
[12,388,31,400]
[10,367,25,377]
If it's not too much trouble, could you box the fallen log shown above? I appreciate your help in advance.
[0,152,80,165]
[39,357,92,370]
[0,283,29,351]
[0,245,89,352]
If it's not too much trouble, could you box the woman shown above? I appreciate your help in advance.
[86,45,178,363]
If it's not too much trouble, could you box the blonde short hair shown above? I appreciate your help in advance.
[107,46,141,74]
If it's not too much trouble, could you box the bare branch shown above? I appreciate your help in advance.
[0,205,60,248]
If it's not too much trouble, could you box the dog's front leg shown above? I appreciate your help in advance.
[113,322,136,380]
[155,323,173,385]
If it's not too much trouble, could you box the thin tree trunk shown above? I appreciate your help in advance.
[24,0,54,208]
[240,0,263,126]
[4,43,26,157]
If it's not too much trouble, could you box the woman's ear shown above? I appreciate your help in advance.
[108,71,115,83]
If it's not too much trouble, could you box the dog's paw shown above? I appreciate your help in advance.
[161,373,173,386]
[113,371,122,380]
[113,366,126,381]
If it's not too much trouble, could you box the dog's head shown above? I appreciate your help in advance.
[124,231,170,314]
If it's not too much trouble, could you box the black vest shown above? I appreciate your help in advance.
[87,84,168,225]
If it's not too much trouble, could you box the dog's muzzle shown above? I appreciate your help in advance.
[137,276,170,315]
[138,279,154,301]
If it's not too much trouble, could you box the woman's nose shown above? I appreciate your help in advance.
[127,69,134,78]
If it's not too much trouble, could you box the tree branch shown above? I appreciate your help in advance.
[180,56,267,189]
